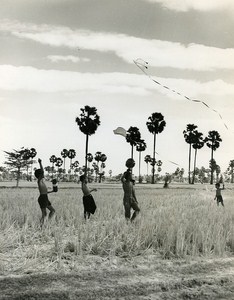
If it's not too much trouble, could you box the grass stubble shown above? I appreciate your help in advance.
[0,183,234,299]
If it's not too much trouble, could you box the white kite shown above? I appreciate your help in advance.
[113,127,127,138]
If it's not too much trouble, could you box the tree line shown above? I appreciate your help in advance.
[1,105,233,186]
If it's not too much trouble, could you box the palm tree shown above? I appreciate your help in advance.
[126,126,141,159]
[49,155,57,179]
[22,148,31,181]
[100,153,107,164]
[183,124,198,184]
[29,148,37,181]
[191,130,204,184]
[73,160,79,168]
[204,130,222,184]
[215,164,221,183]
[94,151,102,166]
[55,157,63,179]
[94,151,102,182]
[44,166,51,179]
[146,112,166,184]
[61,149,69,173]
[67,149,76,181]
[68,149,76,166]
[136,139,147,183]
[75,106,100,176]
[87,153,93,166]
[156,160,163,176]
[209,159,217,184]
[144,154,152,179]
[99,153,107,182]
[99,162,106,183]
[74,167,80,180]
[72,160,79,181]
[228,160,234,183]
[92,162,99,182]
[86,153,93,178]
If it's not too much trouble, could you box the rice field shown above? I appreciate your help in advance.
[0,182,234,299]
[0,182,233,276]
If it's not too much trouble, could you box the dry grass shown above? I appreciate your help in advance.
[0,183,234,275]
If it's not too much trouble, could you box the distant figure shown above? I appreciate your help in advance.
[35,159,55,225]
[121,168,140,221]
[52,178,58,192]
[214,183,225,207]
[80,175,97,219]
[163,173,172,188]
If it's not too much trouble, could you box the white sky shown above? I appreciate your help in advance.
[0,0,234,176]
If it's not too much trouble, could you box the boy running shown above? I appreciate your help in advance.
[214,182,225,207]
[80,175,97,219]
[121,168,140,221]
[35,159,55,225]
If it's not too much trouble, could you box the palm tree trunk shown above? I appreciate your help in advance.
[52,163,54,179]
[96,162,99,182]
[192,149,197,184]
[70,158,73,181]
[63,159,66,173]
[139,151,141,183]
[16,167,20,187]
[210,147,214,184]
[26,164,29,181]
[30,162,33,181]
[188,144,191,184]
[131,145,134,159]
[152,133,156,184]
[85,134,89,176]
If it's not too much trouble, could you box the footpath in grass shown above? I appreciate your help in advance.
[0,255,234,300]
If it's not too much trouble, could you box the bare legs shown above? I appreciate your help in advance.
[40,205,55,225]
[84,209,91,220]
[124,202,140,222]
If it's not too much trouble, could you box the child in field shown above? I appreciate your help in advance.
[80,175,97,219]
[214,182,225,207]
[121,168,140,222]
[35,159,55,225]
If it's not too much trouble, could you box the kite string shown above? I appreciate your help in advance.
[133,58,229,130]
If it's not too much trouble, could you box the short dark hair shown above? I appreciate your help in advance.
[80,175,86,182]
[34,169,43,179]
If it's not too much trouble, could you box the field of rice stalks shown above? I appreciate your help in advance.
[0,183,234,299]
[0,182,233,275]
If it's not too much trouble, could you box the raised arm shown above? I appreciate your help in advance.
[38,158,44,173]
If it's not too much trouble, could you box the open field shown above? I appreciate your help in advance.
[0,182,234,299]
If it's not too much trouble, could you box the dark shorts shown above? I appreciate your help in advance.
[83,194,96,214]
[38,194,51,209]
[124,200,140,212]
[217,195,223,202]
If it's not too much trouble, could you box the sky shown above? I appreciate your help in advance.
[1,0,234,177]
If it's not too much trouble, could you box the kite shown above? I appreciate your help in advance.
[113,126,181,167]
[133,58,229,130]
[113,127,127,137]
